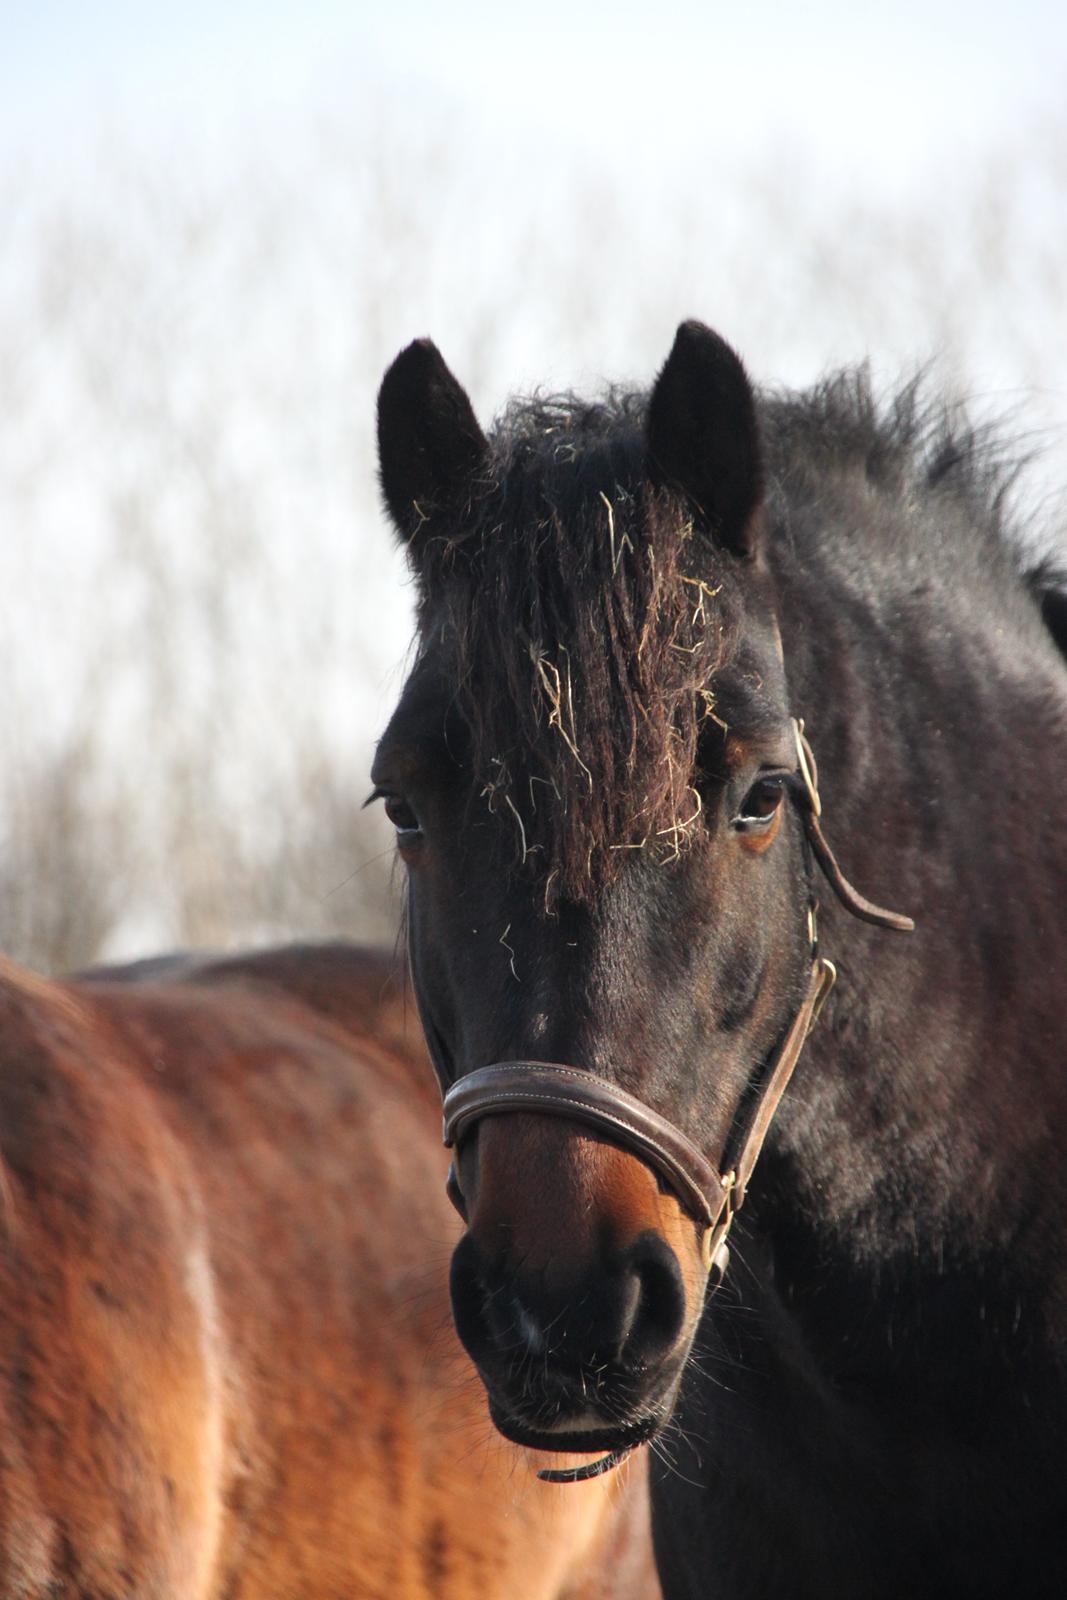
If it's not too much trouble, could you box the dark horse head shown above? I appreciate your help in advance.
[372,323,914,1469]
[374,319,1067,1596]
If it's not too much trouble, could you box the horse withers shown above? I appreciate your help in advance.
[374,324,1067,1597]
[0,943,656,1598]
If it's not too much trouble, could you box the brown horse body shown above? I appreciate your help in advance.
[0,943,656,1598]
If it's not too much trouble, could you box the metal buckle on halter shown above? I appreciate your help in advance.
[701,1168,736,1286]
[809,957,837,1031]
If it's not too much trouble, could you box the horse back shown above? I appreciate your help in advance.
[0,946,655,1599]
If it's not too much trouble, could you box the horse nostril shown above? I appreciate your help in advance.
[449,1232,497,1365]
[620,1231,687,1370]
[450,1225,687,1390]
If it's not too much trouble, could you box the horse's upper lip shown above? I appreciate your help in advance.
[487,1401,662,1456]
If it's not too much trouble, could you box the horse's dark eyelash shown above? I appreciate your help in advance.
[363,786,389,810]
[741,770,794,799]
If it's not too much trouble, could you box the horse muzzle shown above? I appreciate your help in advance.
[439,962,839,1469]
[446,1111,705,1465]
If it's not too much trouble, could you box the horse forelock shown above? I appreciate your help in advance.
[412,391,744,909]
[402,367,1041,911]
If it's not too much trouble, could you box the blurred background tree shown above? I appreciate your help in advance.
[2,6,1064,971]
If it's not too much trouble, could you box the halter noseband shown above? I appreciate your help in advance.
[443,955,836,1247]
[435,720,914,1480]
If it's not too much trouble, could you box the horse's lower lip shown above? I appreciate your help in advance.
[488,1402,661,1456]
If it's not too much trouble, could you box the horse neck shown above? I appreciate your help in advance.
[766,532,1067,1335]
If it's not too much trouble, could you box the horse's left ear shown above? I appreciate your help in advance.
[646,321,764,559]
[377,338,489,550]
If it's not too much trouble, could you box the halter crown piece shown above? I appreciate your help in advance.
[437,718,915,1482]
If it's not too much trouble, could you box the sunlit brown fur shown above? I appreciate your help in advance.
[0,944,658,1599]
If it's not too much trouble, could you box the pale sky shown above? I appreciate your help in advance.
[6,1,1066,194]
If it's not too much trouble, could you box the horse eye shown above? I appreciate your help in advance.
[736,777,786,827]
[383,795,422,839]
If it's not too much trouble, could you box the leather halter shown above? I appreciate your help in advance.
[439,720,914,1282]
[443,957,835,1269]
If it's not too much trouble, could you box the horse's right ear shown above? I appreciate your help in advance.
[377,339,489,550]
[646,321,763,559]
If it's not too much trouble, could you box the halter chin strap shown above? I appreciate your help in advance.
[439,718,913,1285]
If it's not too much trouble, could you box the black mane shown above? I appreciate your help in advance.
[761,369,1031,571]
